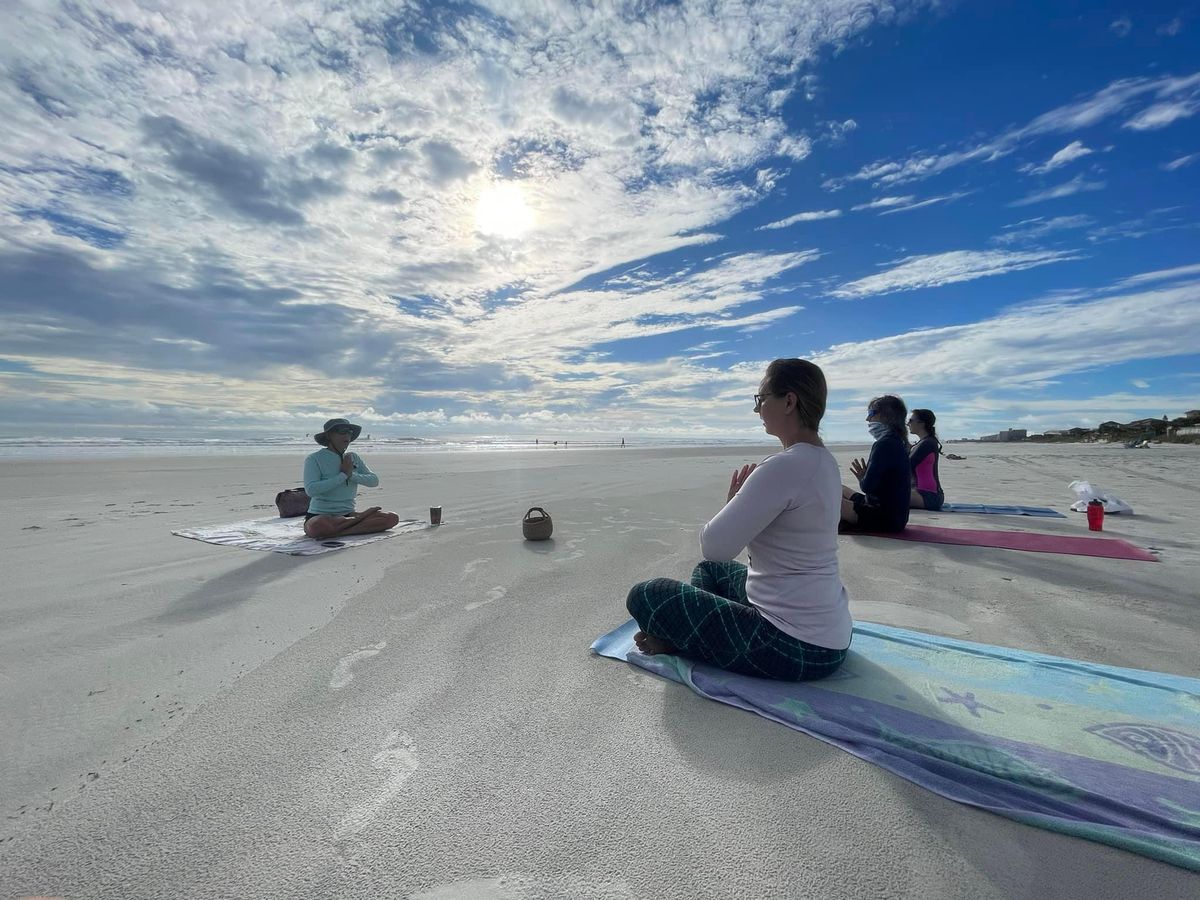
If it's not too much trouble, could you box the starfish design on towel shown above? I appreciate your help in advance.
[936,687,1002,718]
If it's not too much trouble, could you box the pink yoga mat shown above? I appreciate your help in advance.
[859,524,1158,561]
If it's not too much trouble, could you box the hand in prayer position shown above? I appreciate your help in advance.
[727,463,757,502]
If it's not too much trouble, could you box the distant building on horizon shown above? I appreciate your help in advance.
[979,428,1028,443]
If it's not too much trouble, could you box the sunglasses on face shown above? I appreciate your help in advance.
[330,426,355,435]
[866,409,879,420]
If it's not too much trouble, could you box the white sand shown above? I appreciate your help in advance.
[1,442,1198,899]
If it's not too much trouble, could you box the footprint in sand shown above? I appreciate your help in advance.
[460,557,493,579]
[413,875,639,899]
[465,586,506,611]
[334,730,418,840]
[553,537,586,562]
[411,878,517,900]
[625,670,667,694]
[329,641,387,689]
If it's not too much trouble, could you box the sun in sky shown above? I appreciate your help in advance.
[474,182,535,239]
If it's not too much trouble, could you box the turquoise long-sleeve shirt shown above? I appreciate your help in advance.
[303,448,380,515]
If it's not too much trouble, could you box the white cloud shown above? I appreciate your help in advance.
[815,277,1200,392]
[0,356,381,417]
[1086,209,1200,243]
[778,135,814,160]
[0,0,927,435]
[1110,262,1200,289]
[1157,18,1183,37]
[851,196,915,210]
[1009,175,1106,207]
[817,119,858,145]
[1124,100,1200,130]
[1131,379,1150,389]
[731,306,804,332]
[992,215,1094,244]
[0,0,902,306]
[831,249,1080,298]
[1021,140,1094,174]
[1163,153,1197,170]
[831,71,1200,188]
[876,191,971,215]
[449,249,820,365]
[1,3,1196,442]
[1110,17,1132,37]
[756,209,842,229]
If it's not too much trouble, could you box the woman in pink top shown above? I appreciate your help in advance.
[908,408,945,511]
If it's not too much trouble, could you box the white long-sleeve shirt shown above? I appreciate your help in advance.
[699,443,852,650]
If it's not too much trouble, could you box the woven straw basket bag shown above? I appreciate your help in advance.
[522,507,553,541]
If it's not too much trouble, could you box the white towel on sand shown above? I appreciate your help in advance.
[173,516,426,555]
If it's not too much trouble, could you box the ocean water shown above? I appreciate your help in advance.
[0,435,789,460]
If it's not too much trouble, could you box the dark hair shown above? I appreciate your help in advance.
[869,394,908,442]
[764,358,827,431]
[911,408,941,452]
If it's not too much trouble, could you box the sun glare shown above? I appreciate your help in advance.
[475,182,534,239]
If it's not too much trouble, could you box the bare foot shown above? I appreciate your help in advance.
[634,630,678,656]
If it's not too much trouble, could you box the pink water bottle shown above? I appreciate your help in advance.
[1087,499,1104,532]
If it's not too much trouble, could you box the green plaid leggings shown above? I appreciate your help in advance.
[626,561,848,681]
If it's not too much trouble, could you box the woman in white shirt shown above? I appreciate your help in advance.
[626,359,852,680]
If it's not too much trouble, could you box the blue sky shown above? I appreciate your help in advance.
[0,0,1197,442]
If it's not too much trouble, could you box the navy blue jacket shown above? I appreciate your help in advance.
[859,432,911,532]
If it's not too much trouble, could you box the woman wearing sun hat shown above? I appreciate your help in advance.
[302,418,400,539]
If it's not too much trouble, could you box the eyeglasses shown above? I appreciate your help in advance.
[866,409,879,420]
[753,393,775,411]
[330,426,355,435]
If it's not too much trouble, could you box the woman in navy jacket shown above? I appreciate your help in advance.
[840,395,911,533]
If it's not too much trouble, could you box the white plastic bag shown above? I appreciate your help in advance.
[1068,480,1134,515]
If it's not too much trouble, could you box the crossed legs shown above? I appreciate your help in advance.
[625,560,846,681]
[304,507,401,539]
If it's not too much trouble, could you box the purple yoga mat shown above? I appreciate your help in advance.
[861,523,1158,561]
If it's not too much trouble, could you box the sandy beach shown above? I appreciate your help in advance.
[1,441,1198,899]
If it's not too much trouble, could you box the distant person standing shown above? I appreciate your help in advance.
[303,418,400,539]
[908,408,945,510]
[841,396,911,532]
